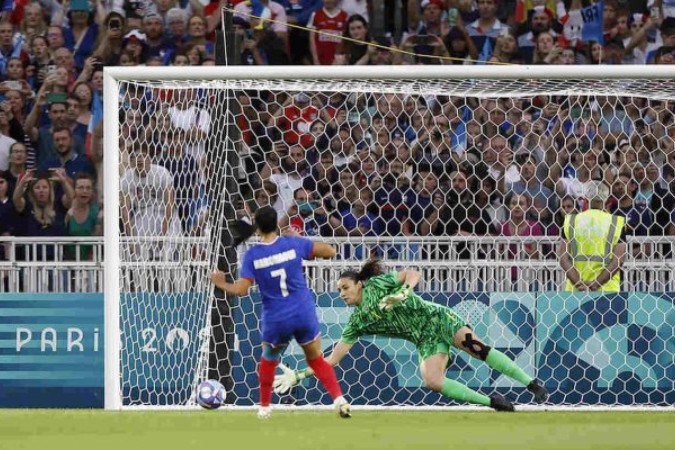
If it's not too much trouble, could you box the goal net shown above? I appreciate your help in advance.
[104,66,675,410]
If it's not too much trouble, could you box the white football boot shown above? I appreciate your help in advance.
[257,406,272,419]
[334,396,351,418]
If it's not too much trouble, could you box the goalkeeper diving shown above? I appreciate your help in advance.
[273,259,548,411]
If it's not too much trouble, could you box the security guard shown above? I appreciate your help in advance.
[558,181,627,292]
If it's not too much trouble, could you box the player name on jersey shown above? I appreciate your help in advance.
[253,249,298,269]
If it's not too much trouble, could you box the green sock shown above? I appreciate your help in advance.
[485,348,533,386]
[441,378,491,406]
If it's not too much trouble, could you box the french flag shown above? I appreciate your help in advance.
[85,91,103,160]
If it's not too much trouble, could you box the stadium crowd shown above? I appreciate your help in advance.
[0,0,673,265]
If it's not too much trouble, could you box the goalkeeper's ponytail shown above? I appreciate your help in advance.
[339,259,385,283]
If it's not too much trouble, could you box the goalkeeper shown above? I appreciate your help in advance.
[273,259,548,411]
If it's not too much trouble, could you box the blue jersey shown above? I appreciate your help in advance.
[240,236,315,323]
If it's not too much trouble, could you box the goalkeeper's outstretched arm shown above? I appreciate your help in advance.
[273,341,354,394]
[397,270,421,289]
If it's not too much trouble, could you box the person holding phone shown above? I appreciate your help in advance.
[12,168,74,242]
[92,12,126,66]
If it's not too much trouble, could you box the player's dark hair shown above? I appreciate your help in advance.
[254,206,278,234]
[339,259,385,283]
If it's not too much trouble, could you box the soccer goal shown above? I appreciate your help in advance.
[104,65,675,410]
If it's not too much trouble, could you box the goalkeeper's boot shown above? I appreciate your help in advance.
[257,406,272,420]
[334,396,352,419]
[489,394,515,412]
[527,379,548,404]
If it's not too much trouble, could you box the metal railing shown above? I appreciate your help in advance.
[1,236,674,293]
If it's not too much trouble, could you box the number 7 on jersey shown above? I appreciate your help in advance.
[270,268,289,297]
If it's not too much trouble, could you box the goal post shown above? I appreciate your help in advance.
[104,65,675,410]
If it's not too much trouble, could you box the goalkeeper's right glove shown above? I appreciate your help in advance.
[272,363,307,395]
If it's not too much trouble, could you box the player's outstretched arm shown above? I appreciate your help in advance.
[273,341,354,394]
[210,270,252,296]
[311,242,337,259]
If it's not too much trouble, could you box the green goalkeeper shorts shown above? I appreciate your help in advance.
[416,308,467,365]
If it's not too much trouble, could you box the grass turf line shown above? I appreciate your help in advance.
[0,410,673,450]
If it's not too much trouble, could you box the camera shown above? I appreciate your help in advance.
[108,18,122,30]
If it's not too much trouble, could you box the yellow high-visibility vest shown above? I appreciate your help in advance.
[563,210,625,292]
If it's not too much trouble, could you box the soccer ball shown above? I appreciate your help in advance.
[196,380,226,410]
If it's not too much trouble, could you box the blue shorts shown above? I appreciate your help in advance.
[261,310,321,348]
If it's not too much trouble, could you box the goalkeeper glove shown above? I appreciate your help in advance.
[272,363,307,395]
[378,284,411,311]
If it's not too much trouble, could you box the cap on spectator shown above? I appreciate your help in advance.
[583,180,610,203]
[421,0,444,10]
[70,0,90,12]
[124,30,147,43]
[661,17,675,35]
[618,138,630,150]
[143,12,162,23]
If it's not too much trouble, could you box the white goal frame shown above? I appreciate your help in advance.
[103,65,675,411]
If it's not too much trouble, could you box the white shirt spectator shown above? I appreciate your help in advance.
[120,164,181,237]
[168,104,210,163]
[269,172,305,218]
[0,133,17,171]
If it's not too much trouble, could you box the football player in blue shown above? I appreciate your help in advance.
[211,206,351,419]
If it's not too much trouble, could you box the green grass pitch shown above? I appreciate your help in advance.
[0,410,673,450]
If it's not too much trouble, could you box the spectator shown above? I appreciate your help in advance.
[73,82,93,136]
[488,28,521,64]
[121,30,148,65]
[403,168,440,239]
[279,187,329,236]
[143,13,175,64]
[467,0,504,55]
[29,35,52,89]
[93,12,125,66]
[46,25,67,58]
[330,187,380,237]
[0,107,17,171]
[157,127,200,234]
[2,142,28,194]
[263,143,309,216]
[499,192,543,280]
[168,88,210,167]
[65,172,102,261]
[120,147,182,254]
[334,14,373,65]
[308,0,348,65]
[609,171,649,236]
[0,21,29,73]
[65,0,100,71]
[166,7,189,49]
[278,0,321,64]
[0,171,14,245]
[19,2,48,46]
[508,154,557,226]
[40,125,95,180]
[12,168,74,240]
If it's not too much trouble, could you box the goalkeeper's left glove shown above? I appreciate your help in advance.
[272,363,307,394]
[378,284,411,311]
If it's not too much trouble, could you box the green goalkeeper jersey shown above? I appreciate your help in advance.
[340,272,466,347]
